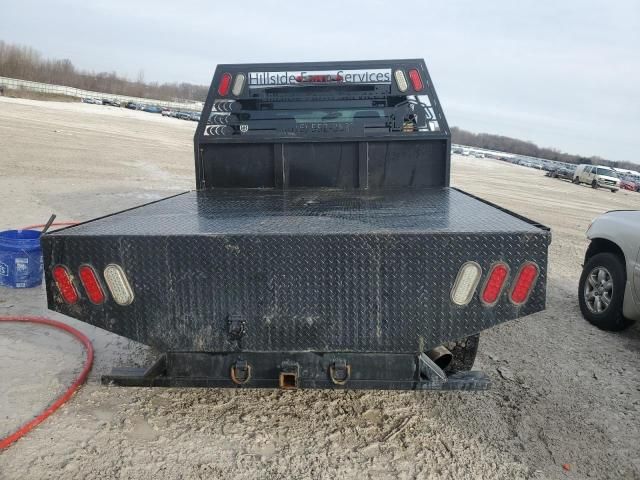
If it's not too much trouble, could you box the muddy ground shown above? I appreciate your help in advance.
[0,97,639,479]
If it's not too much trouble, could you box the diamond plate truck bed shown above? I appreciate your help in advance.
[43,187,549,354]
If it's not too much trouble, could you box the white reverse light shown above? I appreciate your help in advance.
[232,73,246,96]
[103,264,135,306]
[450,261,482,306]
[394,70,408,92]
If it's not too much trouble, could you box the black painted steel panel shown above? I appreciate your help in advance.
[43,188,549,354]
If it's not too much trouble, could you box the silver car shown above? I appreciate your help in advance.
[579,210,640,330]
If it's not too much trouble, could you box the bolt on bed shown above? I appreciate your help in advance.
[41,59,550,390]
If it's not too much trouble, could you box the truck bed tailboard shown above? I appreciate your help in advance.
[43,188,549,353]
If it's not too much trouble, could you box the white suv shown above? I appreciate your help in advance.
[573,164,620,192]
[579,210,640,330]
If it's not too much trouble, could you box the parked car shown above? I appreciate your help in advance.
[143,105,162,114]
[547,166,575,180]
[93,98,103,105]
[177,111,192,120]
[102,99,121,107]
[620,179,637,191]
[161,109,173,117]
[189,112,201,121]
[573,164,620,192]
[619,174,640,192]
[579,210,640,330]
[125,102,138,110]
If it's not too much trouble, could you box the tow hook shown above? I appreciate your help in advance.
[279,361,300,389]
[230,359,251,385]
[329,359,351,385]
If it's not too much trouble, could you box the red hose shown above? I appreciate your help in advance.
[0,316,94,450]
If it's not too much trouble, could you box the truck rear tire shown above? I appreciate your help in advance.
[578,252,631,331]
[443,334,479,373]
[573,177,580,184]
[592,180,598,189]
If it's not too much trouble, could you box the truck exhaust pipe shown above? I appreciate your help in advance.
[426,346,452,370]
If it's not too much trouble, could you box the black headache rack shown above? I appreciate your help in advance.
[42,60,550,391]
[193,59,451,190]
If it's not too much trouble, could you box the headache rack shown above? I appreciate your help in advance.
[194,59,450,190]
[42,60,550,391]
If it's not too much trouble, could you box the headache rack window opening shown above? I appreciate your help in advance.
[199,65,444,141]
[202,104,441,138]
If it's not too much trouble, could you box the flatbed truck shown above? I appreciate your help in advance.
[42,60,550,390]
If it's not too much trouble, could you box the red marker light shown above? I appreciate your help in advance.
[408,69,424,91]
[78,265,106,304]
[481,263,509,305]
[218,73,232,96]
[510,263,539,305]
[52,265,79,304]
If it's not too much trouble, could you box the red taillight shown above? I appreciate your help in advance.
[218,73,232,96]
[52,265,78,304]
[481,263,509,305]
[408,69,424,91]
[510,263,539,305]
[78,265,105,305]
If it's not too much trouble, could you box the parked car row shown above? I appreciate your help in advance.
[161,109,200,121]
[124,101,162,113]
[544,163,640,193]
[455,146,639,195]
[510,157,638,193]
[81,97,202,121]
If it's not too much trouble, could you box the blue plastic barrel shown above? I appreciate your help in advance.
[0,230,43,288]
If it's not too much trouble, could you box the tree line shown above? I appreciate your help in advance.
[1,40,635,170]
[451,127,636,171]
[0,40,208,102]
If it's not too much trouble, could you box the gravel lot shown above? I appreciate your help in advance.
[1,97,639,479]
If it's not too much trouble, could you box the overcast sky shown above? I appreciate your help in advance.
[2,0,639,162]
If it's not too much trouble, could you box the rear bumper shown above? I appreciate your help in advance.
[103,351,491,391]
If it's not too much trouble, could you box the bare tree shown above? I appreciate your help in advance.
[0,40,208,102]
[451,127,628,168]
